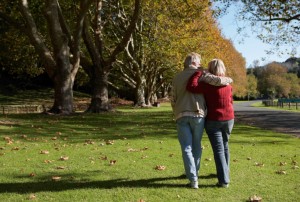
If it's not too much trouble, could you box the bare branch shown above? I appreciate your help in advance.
[19,0,55,77]
[106,0,141,68]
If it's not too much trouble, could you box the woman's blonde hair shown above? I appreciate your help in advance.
[208,59,226,76]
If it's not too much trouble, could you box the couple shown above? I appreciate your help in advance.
[171,52,234,189]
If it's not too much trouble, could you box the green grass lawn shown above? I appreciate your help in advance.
[0,103,299,202]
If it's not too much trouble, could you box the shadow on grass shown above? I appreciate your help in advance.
[0,175,216,193]
[0,111,177,143]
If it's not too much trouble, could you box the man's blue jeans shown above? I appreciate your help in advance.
[176,116,205,182]
[205,119,234,185]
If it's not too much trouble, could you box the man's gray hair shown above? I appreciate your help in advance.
[184,52,201,69]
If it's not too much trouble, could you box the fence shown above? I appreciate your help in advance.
[262,99,300,110]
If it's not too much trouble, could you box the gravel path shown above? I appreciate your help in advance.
[234,101,300,137]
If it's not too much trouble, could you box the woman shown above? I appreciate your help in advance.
[186,59,234,188]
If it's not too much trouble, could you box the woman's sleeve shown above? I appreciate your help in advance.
[186,71,205,93]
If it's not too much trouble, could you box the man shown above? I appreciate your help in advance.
[171,52,232,189]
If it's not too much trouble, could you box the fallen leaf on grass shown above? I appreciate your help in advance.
[52,176,61,181]
[44,160,53,164]
[205,158,212,161]
[29,173,35,177]
[127,148,137,152]
[56,166,66,170]
[28,194,36,200]
[109,160,117,165]
[141,155,148,159]
[247,157,252,160]
[85,139,95,145]
[155,165,166,170]
[100,156,107,160]
[40,150,49,154]
[254,162,264,167]
[292,165,299,169]
[3,136,12,141]
[4,137,13,144]
[106,140,114,145]
[59,156,69,161]
[276,170,287,175]
[279,162,287,166]
[248,195,262,202]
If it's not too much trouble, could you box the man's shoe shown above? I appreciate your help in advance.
[216,183,229,188]
[189,181,199,189]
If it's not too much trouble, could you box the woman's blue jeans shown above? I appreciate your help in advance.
[205,119,234,184]
[176,116,205,182]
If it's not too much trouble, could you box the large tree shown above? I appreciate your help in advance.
[112,0,213,106]
[81,0,140,112]
[111,0,248,105]
[0,0,93,114]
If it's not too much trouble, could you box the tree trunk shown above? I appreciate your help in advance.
[135,86,146,107]
[49,71,75,114]
[86,71,112,112]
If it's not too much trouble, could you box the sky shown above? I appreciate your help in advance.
[216,7,300,68]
